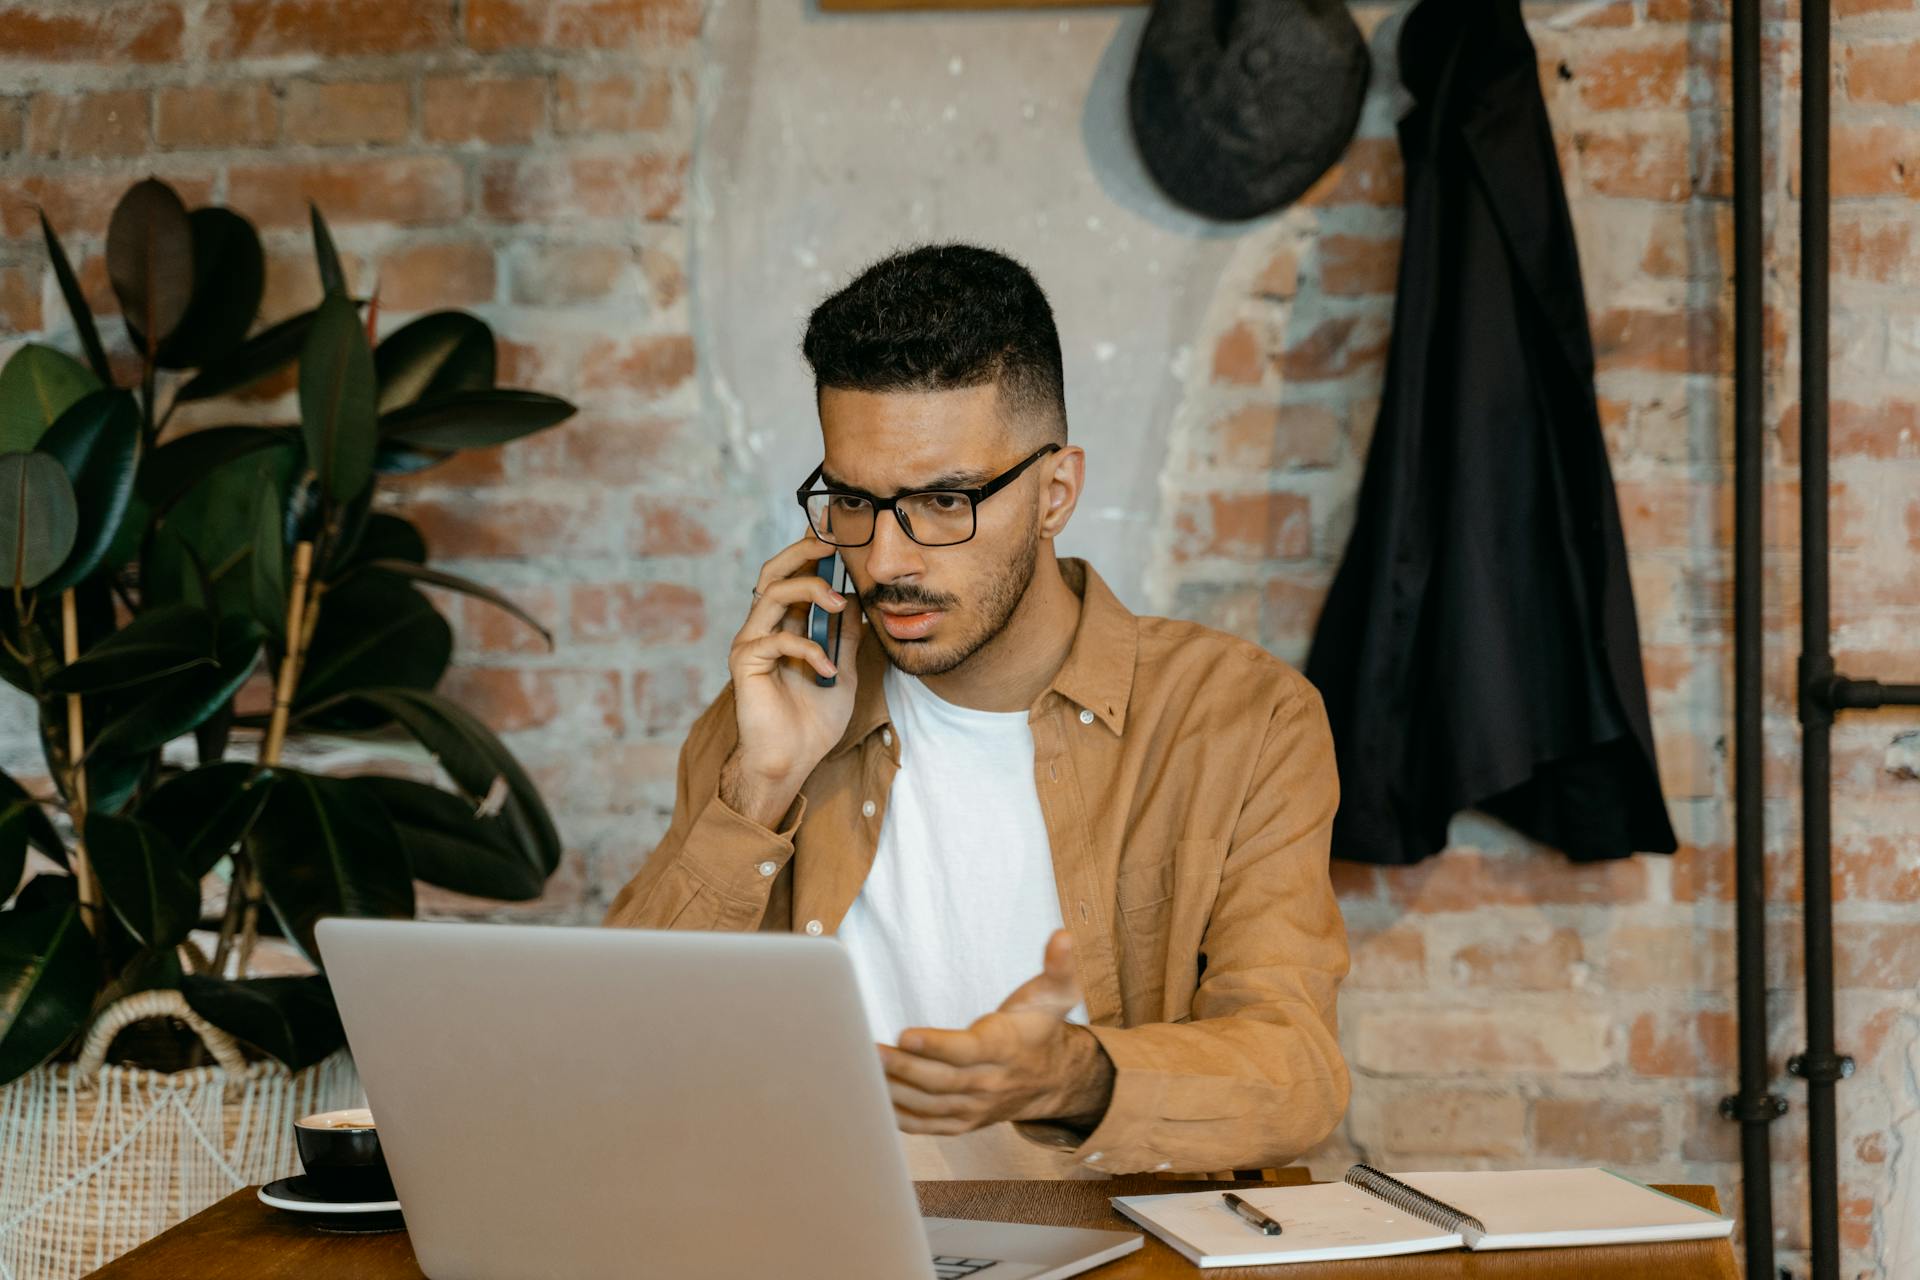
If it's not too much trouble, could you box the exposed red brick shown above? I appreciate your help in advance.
[1171,491,1311,562]
[1278,313,1390,381]
[459,586,559,656]
[1451,928,1585,990]
[1823,122,1920,198]
[509,244,634,306]
[282,80,411,147]
[1844,38,1920,105]
[1,172,217,238]
[423,75,547,145]
[1193,403,1341,473]
[1251,247,1298,299]
[1575,128,1691,200]
[228,156,466,228]
[378,239,496,311]
[155,84,277,149]
[1210,321,1265,386]
[1626,1009,1736,1077]
[1533,1099,1664,1164]
[0,264,42,334]
[1385,851,1648,912]
[26,89,149,158]
[0,4,184,63]
[578,334,695,396]
[632,497,718,557]
[480,151,687,223]
[1297,138,1404,207]
[399,492,613,559]
[1317,235,1401,296]
[438,667,623,735]
[570,581,706,645]
[554,72,675,135]
[465,0,702,52]
[209,0,452,58]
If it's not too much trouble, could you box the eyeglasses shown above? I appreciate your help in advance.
[796,443,1063,548]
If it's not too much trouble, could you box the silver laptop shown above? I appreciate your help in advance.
[315,919,1142,1280]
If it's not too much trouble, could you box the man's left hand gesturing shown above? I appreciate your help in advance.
[878,929,1116,1136]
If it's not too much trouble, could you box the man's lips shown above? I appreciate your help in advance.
[875,607,945,640]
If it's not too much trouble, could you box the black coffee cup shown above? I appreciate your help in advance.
[294,1107,394,1202]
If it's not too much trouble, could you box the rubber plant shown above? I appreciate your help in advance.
[0,177,577,1085]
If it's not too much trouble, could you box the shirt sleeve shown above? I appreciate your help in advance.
[1016,681,1351,1173]
[602,684,806,932]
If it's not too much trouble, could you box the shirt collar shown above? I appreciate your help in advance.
[828,556,1137,758]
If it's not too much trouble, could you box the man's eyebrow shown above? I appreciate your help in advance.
[819,466,991,493]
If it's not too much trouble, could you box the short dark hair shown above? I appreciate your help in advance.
[801,243,1067,443]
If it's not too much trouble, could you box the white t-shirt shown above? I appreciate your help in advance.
[835,663,1095,1179]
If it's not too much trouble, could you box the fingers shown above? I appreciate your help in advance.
[996,929,1081,1017]
[752,535,840,598]
[737,572,845,643]
[879,1044,973,1094]
[732,630,837,681]
[897,1023,1004,1068]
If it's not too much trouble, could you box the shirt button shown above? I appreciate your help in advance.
[882,728,893,747]
[1079,709,1095,725]
[862,800,876,818]
[805,919,823,936]
[1084,1151,1103,1165]
[1155,1161,1172,1172]
[756,860,777,878]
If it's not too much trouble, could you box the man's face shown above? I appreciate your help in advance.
[816,383,1049,678]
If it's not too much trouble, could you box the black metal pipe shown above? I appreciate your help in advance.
[1726,0,1777,1270]
[1798,0,1843,1271]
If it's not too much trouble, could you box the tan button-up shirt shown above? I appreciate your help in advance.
[605,557,1350,1174]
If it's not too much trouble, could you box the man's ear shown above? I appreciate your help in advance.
[1039,446,1084,537]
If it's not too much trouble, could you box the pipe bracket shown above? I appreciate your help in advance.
[1719,1091,1789,1123]
[1787,1052,1855,1083]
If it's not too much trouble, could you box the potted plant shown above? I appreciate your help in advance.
[0,177,576,1279]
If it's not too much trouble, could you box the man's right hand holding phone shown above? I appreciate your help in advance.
[719,535,865,830]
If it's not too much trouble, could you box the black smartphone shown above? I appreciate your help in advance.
[805,552,844,688]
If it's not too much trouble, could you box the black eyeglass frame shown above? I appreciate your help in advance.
[794,443,1063,548]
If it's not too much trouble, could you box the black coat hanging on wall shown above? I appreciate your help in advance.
[1304,0,1678,865]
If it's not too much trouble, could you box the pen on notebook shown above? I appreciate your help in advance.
[1221,1193,1283,1236]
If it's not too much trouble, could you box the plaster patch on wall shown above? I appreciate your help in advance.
[1886,730,1919,781]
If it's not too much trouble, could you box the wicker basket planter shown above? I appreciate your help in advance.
[0,992,360,1280]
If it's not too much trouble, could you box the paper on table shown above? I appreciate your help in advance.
[1111,1182,1462,1268]
[1394,1168,1734,1250]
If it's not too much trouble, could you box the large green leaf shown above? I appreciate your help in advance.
[155,208,266,371]
[0,877,96,1085]
[249,770,414,964]
[37,388,142,592]
[138,425,296,517]
[0,345,100,454]
[179,974,345,1072]
[85,812,198,950]
[334,512,426,573]
[39,212,112,385]
[106,178,195,358]
[248,459,287,638]
[174,308,318,403]
[355,559,551,650]
[0,803,34,898]
[44,602,216,696]
[380,389,576,451]
[0,768,64,867]
[312,688,561,877]
[144,441,298,621]
[357,775,544,900]
[298,292,377,506]
[0,452,80,591]
[87,615,262,757]
[294,574,451,713]
[310,203,346,299]
[136,762,271,880]
[373,311,495,414]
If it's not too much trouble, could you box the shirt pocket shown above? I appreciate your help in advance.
[1115,839,1221,1024]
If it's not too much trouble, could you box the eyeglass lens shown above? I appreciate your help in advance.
[805,492,975,547]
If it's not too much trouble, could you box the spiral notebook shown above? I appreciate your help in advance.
[1110,1166,1733,1268]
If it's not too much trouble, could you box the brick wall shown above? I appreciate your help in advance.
[2,2,1916,1276]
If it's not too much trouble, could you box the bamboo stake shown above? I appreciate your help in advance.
[60,589,100,935]
[237,540,317,976]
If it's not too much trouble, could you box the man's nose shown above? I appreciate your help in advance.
[863,508,925,586]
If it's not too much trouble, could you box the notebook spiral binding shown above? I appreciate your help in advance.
[1344,1165,1489,1247]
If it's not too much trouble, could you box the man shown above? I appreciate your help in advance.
[606,243,1349,1179]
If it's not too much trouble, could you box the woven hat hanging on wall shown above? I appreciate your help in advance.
[1129,0,1371,221]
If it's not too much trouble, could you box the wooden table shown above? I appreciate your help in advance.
[85,1176,1736,1279]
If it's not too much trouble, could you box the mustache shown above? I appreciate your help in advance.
[860,584,956,612]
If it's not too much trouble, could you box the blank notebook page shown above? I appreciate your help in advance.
[1397,1168,1734,1249]
[1112,1182,1461,1267]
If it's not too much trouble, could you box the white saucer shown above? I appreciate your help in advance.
[259,1175,401,1215]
